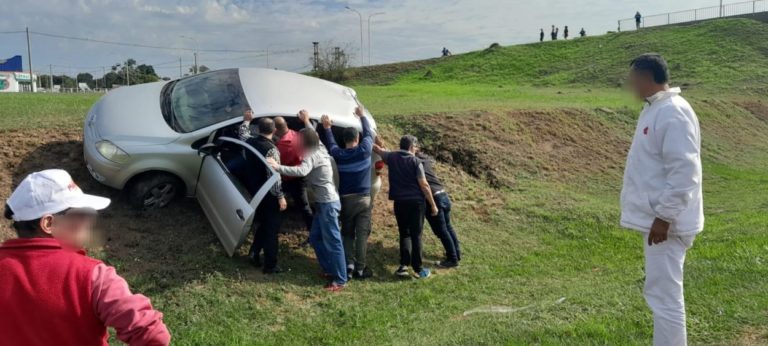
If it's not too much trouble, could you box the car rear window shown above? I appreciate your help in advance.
[165,69,250,133]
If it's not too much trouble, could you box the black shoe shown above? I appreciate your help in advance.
[352,267,373,279]
[437,259,459,268]
[263,266,285,274]
[249,253,262,268]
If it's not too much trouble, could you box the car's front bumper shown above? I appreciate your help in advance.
[83,119,129,189]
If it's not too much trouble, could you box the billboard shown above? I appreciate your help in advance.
[0,55,23,72]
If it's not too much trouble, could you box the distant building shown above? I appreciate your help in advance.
[0,72,38,92]
[0,55,37,92]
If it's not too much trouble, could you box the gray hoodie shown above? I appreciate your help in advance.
[274,136,339,204]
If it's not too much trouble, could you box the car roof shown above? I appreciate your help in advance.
[237,68,374,130]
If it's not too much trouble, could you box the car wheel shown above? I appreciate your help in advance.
[128,174,182,210]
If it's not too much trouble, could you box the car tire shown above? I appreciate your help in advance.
[128,173,182,210]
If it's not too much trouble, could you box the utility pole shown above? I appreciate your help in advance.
[180,35,199,74]
[101,66,106,90]
[720,0,723,17]
[49,64,53,90]
[367,12,385,66]
[125,64,130,86]
[345,6,364,66]
[312,42,320,71]
[25,27,35,92]
[179,57,182,78]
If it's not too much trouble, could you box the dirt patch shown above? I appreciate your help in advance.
[739,100,768,123]
[0,128,488,291]
[387,109,630,188]
[734,325,768,346]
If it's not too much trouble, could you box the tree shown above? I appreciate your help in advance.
[96,58,160,88]
[77,73,94,88]
[189,65,210,74]
[310,42,354,82]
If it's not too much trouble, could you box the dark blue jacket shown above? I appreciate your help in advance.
[325,117,373,195]
[383,150,424,201]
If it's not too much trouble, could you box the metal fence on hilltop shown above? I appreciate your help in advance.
[618,0,768,31]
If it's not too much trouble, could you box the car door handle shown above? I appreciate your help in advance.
[236,209,245,221]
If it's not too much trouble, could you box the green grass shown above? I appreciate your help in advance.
[350,19,768,90]
[0,93,100,130]
[1,17,767,345]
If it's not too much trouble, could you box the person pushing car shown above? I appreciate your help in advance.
[1,169,170,345]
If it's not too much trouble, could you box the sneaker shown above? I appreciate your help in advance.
[263,266,285,274]
[347,264,355,277]
[352,267,373,279]
[437,259,459,268]
[416,268,431,279]
[394,265,410,277]
[324,282,346,292]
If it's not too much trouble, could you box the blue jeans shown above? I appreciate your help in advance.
[309,201,347,285]
[425,192,461,262]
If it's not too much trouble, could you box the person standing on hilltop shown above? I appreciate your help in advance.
[635,11,643,29]
[550,25,556,41]
[622,53,703,346]
[539,28,545,42]
[580,28,587,37]
[564,26,569,39]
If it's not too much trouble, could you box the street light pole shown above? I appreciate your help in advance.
[720,0,723,17]
[345,6,364,67]
[180,35,199,74]
[367,12,385,66]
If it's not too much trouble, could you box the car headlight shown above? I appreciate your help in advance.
[95,140,130,164]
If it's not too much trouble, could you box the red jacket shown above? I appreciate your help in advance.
[276,129,304,181]
[0,238,170,346]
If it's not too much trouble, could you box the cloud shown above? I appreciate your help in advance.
[0,0,709,77]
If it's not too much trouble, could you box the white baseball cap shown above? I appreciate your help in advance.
[6,169,111,222]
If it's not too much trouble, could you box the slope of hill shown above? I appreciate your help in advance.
[1,17,767,346]
[350,19,768,90]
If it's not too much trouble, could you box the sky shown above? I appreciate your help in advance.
[0,0,719,78]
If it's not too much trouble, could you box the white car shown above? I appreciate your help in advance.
[84,68,381,255]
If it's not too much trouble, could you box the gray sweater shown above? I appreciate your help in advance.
[274,137,339,204]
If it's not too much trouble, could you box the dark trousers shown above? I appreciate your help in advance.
[249,195,282,269]
[425,192,461,262]
[281,178,313,231]
[394,199,426,272]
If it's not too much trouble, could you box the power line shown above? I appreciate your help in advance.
[0,30,25,34]
[29,30,280,53]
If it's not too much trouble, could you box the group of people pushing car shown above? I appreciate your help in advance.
[237,106,462,291]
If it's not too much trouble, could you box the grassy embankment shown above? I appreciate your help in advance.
[0,18,767,345]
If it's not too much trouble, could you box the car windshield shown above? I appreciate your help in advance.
[161,69,250,133]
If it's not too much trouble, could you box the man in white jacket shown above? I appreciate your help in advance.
[621,53,703,346]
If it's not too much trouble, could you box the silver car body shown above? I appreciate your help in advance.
[83,68,381,256]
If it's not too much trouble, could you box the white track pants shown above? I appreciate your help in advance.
[643,233,695,346]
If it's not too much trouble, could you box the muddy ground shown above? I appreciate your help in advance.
[0,109,629,292]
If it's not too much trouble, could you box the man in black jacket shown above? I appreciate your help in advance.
[417,152,461,268]
[246,117,287,274]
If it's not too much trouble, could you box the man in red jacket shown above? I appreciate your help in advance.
[0,169,170,346]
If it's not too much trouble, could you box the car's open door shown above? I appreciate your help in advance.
[195,137,278,256]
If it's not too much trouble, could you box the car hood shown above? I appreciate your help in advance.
[89,82,178,145]
[239,68,376,130]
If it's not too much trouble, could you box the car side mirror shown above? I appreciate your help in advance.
[198,143,219,157]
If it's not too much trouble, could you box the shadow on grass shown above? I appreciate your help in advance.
[12,140,404,293]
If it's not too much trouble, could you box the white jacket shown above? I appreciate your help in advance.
[620,87,704,235]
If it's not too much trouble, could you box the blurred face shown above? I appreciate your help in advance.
[40,209,97,248]
[244,109,254,122]
[627,69,655,100]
